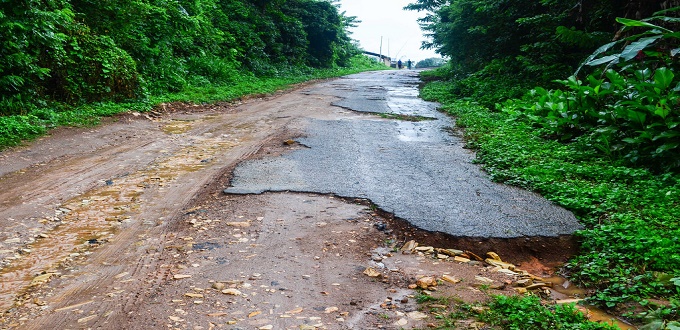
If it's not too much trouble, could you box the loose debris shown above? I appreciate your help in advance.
[394,240,557,295]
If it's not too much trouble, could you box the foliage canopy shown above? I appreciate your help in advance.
[0,0,361,116]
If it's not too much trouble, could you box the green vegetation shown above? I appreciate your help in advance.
[412,0,680,327]
[415,294,618,329]
[0,0,386,148]
[479,296,618,330]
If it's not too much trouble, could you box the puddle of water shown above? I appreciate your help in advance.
[577,305,637,330]
[396,121,442,142]
[546,276,637,330]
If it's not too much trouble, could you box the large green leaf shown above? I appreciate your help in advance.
[653,67,675,90]
[616,17,673,33]
[585,54,619,67]
[620,36,663,61]
[577,41,619,74]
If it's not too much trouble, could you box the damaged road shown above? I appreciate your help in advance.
[0,70,589,329]
[225,71,582,238]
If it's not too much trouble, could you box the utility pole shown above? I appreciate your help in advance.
[379,36,383,64]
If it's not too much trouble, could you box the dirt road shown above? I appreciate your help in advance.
[0,71,579,329]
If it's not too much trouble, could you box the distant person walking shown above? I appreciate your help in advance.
[397,60,402,69]
[407,60,412,69]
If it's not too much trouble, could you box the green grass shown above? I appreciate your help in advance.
[420,80,680,325]
[0,56,388,150]
[414,295,618,330]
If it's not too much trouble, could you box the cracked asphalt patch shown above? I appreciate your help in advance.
[225,70,583,238]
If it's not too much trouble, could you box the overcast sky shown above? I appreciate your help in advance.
[335,0,441,62]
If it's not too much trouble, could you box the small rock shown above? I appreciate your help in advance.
[400,240,418,254]
[436,248,464,256]
[212,282,226,290]
[407,311,428,320]
[415,246,434,253]
[514,287,528,294]
[173,274,192,279]
[363,267,381,278]
[474,276,494,283]
[485,258,515,270]
[221,289,242,295]
[515,279,533,287]
[441,275,461,284]
[416,276,437,289]
[395,318,408,326]
[453,256,470,263]
[486,252,502,261]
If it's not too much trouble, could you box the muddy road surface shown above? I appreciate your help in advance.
[0,70,583,329]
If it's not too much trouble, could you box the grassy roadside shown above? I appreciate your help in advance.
[0,56,387,149]
[419,76,680,328]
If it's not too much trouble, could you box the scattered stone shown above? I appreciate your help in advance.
[415,246,434,253]
[324,306,339,313]
[212,282,226,290]
[248,310,261,318]
[407,311,428,320]
[465,250,485,261]
[515,279,533,287]
[226,221,250,227]
[436,248,464,256]
[173,274,192,279]
[395,318,408,326]
[400,240,417,254]
[453,256,470,263]
[363,267,381,278]
[221,289,242,295]
[486,252,502,261]
[30,273,57,286]
[474,276,494,283]
[207,312,228,317]
[485,258,516,270]
[416,276,437,289]
[184,293,203,298]
[441,275,461,284]
[471,306,489,314]
[286,307,303,314]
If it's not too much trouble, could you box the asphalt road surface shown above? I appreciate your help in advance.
[225,70,582,238]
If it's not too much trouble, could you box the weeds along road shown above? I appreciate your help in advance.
[0,70,582,329]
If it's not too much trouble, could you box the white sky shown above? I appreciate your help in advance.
[335,0,441,62]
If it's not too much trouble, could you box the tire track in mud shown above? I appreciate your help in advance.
[0,91,344,328]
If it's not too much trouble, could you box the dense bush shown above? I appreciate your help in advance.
[503,10,680,171]
[0,0,361,115]
[406,0,678,105]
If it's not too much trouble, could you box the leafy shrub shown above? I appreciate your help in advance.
[480,295,617,330]
[501,8,680,172]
